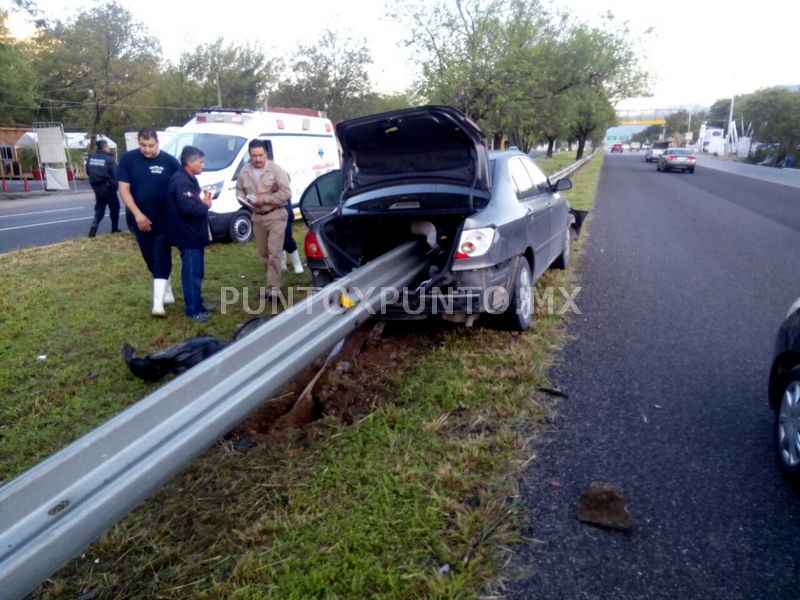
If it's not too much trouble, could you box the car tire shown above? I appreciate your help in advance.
[775,366,800,486]
[657,164,662,171]
[688,167,695,174]
[228,210,253,243]
[552,226,575,270]
[498,257,533,331]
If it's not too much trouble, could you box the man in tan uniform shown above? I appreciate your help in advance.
[236,139,292,297]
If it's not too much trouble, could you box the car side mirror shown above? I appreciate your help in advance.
[554,178,572,192]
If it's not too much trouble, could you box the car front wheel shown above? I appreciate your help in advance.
[775,366,800,485]
[498,257,533,331]
[229,210,253,243]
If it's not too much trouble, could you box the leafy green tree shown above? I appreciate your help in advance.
[567,87,616,159]
[631,124,662,144]
[179,38,279,110]
[30,1,161,137]
[739,87,800,161]
[390,0,649,155]
[0,10,39,125]
[388,0,512,124]
[269,30,373,123]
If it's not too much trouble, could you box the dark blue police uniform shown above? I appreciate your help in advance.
[86,149,120,235]
[117,150,180,279]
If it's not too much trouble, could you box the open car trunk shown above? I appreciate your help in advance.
[317,211,469,290]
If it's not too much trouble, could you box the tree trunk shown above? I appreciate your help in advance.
[576,136,587,160]
[546,137,556,158]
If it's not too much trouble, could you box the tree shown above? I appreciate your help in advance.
[0,10,39,125]
[390,0,649,155]
[269,30,373,123]
[179,38,279,110]
[567,87,616,159]
[30,1,161,137]
[739,87,800,162]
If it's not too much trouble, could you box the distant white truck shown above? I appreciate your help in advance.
[159,109,340,243]
[123,128,179,152]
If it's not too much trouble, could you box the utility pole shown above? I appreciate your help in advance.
[726,95,735,155]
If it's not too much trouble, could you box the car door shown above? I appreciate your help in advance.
[508,157,550,279]
[522,158,566,265]
[298,170,343,225]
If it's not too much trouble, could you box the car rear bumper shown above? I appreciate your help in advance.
[308,257,516,319]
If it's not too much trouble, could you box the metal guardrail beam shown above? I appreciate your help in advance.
[550,149,597,181]
[0,241,431,600]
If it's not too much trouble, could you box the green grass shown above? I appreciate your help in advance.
[531,151,581,180]
[2,152,605,598]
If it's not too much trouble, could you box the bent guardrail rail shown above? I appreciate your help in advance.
[0,241,432,600]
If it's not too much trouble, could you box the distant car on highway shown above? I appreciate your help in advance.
[769,296,800,485]
[657,148,697,173]
[610,143,624,153]
[645,141,669,163]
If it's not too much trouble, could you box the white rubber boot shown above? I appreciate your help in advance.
[289,250,304,274]
[164,278,175,304]
[152,278,167,317]
[281,251,288,272]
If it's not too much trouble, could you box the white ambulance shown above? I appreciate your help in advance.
[161,109,340,243]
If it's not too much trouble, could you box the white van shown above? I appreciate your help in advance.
[161,109,340,243]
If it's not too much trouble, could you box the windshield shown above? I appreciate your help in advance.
[162,133,246,171]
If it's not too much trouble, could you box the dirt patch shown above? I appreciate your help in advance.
[232,320,444,443]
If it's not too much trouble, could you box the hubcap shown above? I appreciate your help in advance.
[778,381,800,467]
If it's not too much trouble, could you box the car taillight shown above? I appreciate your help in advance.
[455,227,495,259]
[667,155,676,161]
[304,232,324,259]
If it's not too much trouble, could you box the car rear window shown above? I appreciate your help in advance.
[670,149,693,156]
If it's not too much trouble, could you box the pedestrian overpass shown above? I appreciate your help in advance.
[615,107,681,125]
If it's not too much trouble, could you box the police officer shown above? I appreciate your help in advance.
[86,139,120,237]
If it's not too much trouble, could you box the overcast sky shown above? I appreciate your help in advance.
[6,0,799,110]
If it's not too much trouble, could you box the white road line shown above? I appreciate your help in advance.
[0,216,94,231]
[0,207,88,219]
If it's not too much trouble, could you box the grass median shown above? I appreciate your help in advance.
[1,151,604,598]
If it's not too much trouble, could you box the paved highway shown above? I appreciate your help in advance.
[505,153,800,597]
[0,182,130,253]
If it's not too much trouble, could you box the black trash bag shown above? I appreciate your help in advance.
[570,208,589,235]
[122,336,229,382]
[122,316,272,382]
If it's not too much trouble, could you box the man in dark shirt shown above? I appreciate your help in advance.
[166,146,213,322]
[117,127,181,317]
[86,139,120,237]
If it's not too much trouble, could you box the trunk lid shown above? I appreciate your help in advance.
[336,105,491,202]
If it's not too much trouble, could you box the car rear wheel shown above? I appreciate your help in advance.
[498,257,533,331]
[688,167,695,174]
[775,367,800,485]
[229,210,253,243]
[552,226,574,270]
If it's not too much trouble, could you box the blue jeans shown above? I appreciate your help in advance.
[179,247,205,316]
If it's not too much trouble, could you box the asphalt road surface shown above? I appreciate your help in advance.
[0,183,130,253]
[504,154,800,598]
